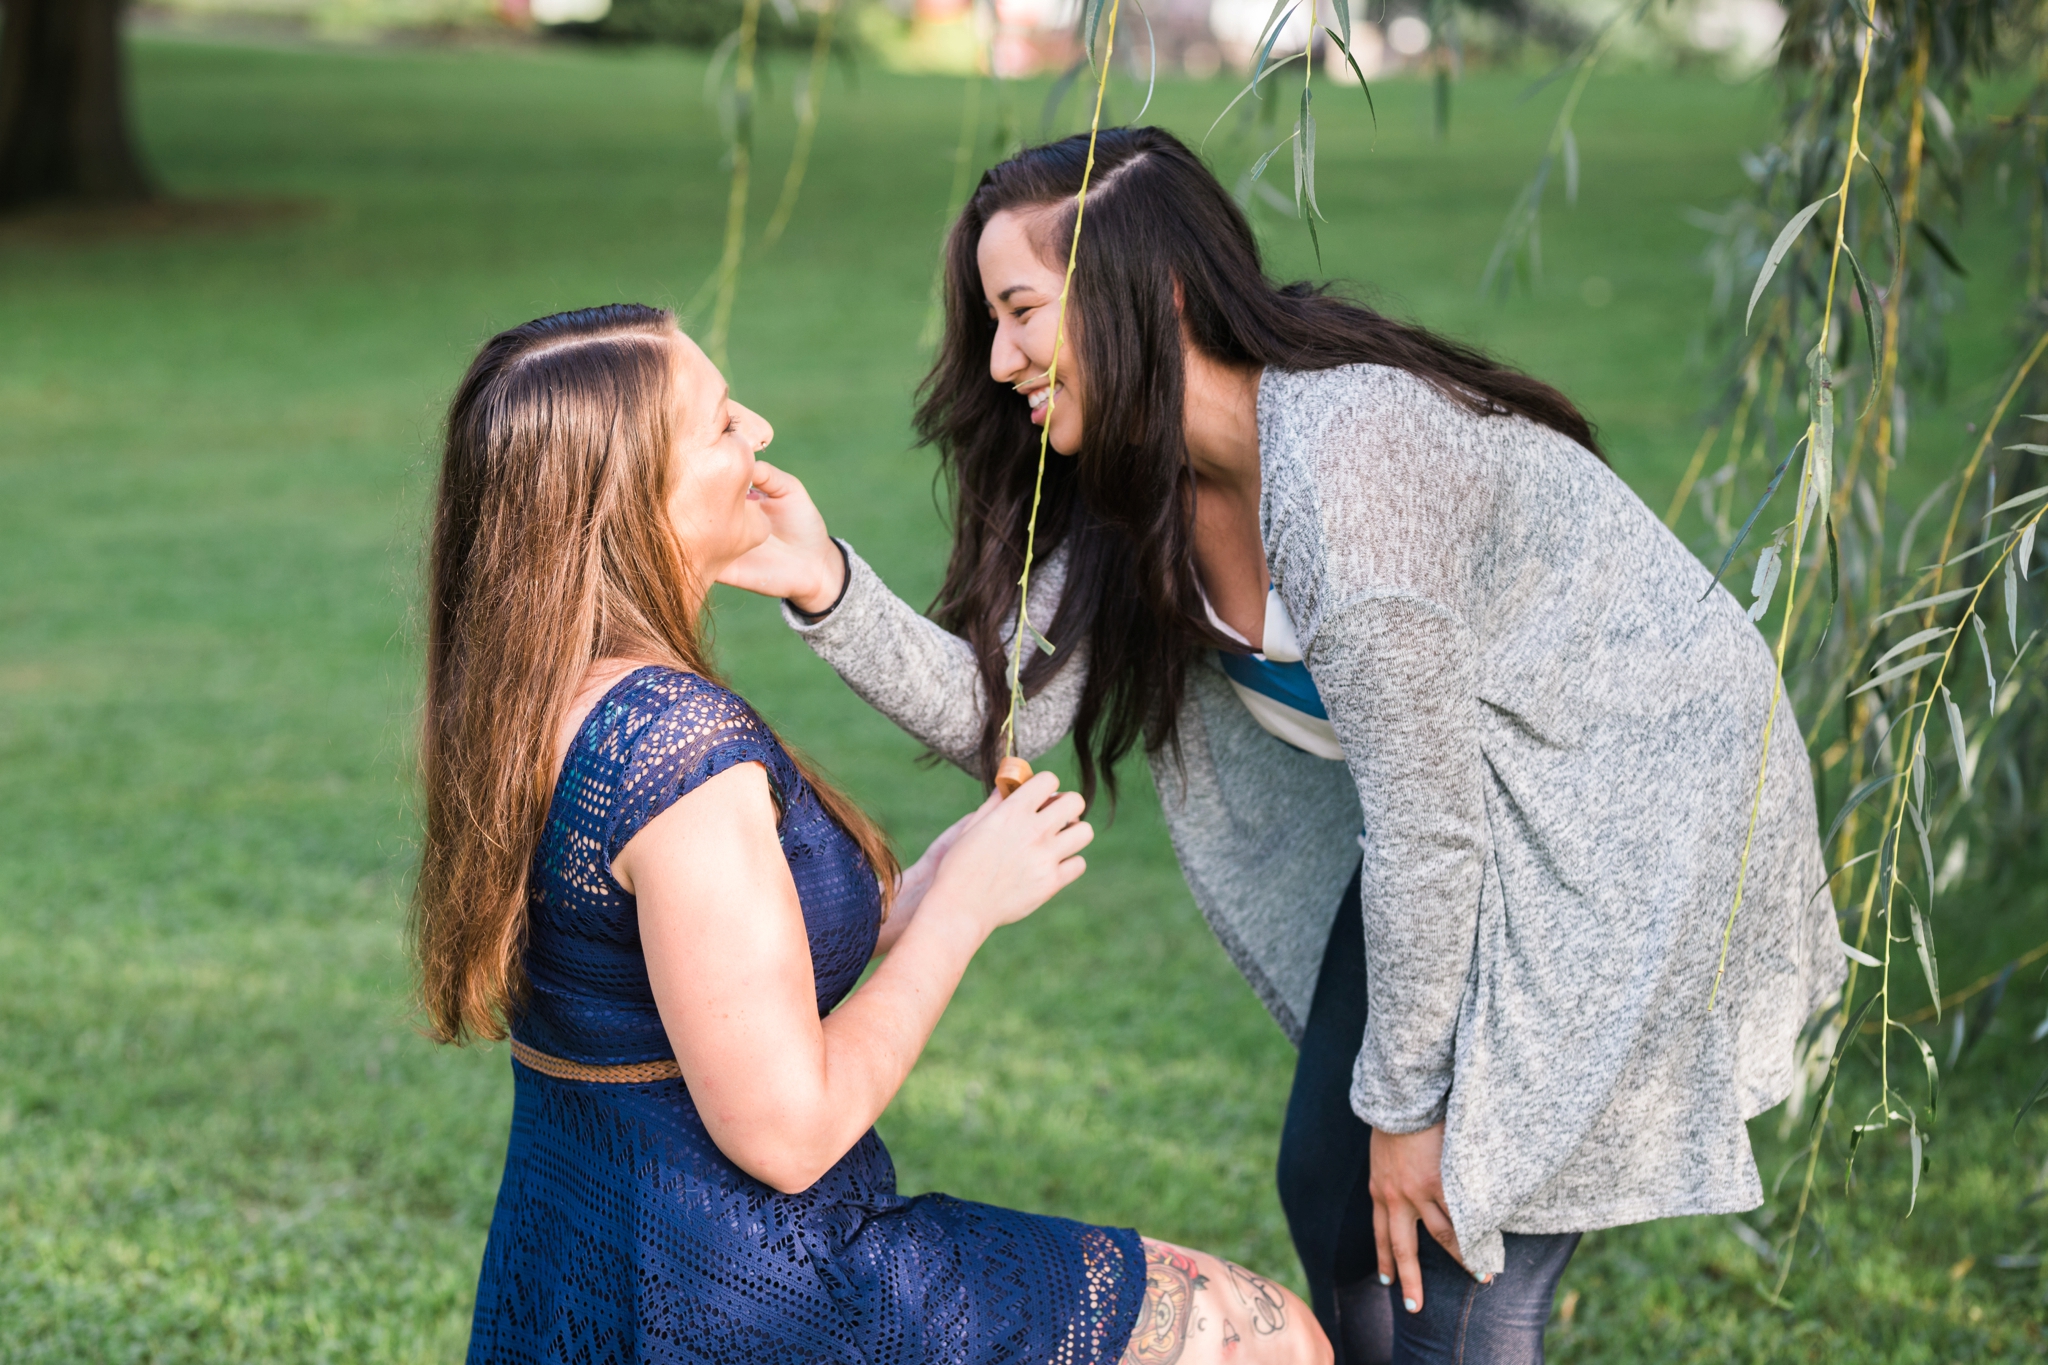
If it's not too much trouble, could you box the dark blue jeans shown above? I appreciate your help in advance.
[1276,866,1580,1364]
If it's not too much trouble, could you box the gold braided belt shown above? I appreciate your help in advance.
[509,1038,683,1084]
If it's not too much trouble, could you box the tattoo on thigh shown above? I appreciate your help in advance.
[1225,1262,1287,1336]
[1123,1245,1205,1365]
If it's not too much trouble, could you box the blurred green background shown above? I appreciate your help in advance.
[1,31,2044,1363]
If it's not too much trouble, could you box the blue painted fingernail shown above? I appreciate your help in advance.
[1378,1274,1392,1286]
[1404,1298,1419,1313]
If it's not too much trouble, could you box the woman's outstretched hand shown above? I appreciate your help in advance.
[719,459,846,613]
[1369,1122,1471,1316]
[876,792,999,954]
[924,770,1091,937]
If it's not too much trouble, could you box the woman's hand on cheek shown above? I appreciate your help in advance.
[716,460,846,611]
[1369,1121,1472,1317]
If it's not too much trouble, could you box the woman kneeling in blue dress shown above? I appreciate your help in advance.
[413,303,1330,1365]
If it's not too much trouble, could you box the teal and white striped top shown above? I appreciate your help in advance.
[1202,585,1346,762]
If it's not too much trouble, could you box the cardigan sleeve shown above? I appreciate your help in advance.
[1315,592,1485,1133]
[782,540,1087,776]
[1272,367,1496,1135]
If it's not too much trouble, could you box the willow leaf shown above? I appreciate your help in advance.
[1200,53,1305,151]
[1912,729,1927,811]
[1703,436,1802,599]
[1562,125,1579,206]
[1910,899,1940,1020]
[1243,130,1294,193]
[1909,793,1934,898]
[1810,850,1879,906]
[1985,483,2048,517]
[1815,991,1885,1137]
[1810,516,1841,662]
[1748,542,1783,622]
[1322,28,1376,125]
[2008,558,2020,652]
[1936,530,2014,570]
[1869,625,1953,671]
[1803,358,1834,530]
[1839,242,1882,412]
[1848,652,1945,697]
[1746,194,1835,332]
[1251,2,1301,95]
[1865,148,1903,276]
[1973,615,1997,712]
[1822,771,1902,849]
[1896,478,1955,576]
[1842,941,1882,968]
[1079,0,1106,63]
[1908,1029,1940,1114]
[1873,584,1974,624]
[1942,686,1971,798]
[1300,86,1322,221]
[1130,0,1156,122]
[1916,220,1968,276]
[2019,1065,2048,1133]
[2021,521,2037,580]
[1908,1119,1924,1215]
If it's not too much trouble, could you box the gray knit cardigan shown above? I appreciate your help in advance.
[785,364,1844,1277]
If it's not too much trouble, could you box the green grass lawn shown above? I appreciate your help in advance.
[1,33,2044,1363]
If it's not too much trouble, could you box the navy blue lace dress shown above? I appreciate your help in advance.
[467,667,1147,1365]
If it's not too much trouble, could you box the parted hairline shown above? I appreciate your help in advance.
[504,324,680,373]
[1002,148,1159,264]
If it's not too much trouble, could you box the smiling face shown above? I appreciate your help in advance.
[662,330,775,586]
[978,207,1086,456]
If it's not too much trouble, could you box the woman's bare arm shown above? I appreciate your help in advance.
[617,763,1090,1194]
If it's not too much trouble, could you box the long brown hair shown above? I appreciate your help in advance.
[416,303,897,1045]
[917,126,1602,806]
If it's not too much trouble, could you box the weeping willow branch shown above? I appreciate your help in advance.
[1002,2,1122,760]
[762,0,839,250]
[1479,11,1628,295]
[703,0,765,368]
[1708,15,1878,1015]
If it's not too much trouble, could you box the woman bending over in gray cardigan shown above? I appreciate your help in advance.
[722,127,1844,1365]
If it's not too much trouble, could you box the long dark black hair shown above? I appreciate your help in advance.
[915,125,1601,806]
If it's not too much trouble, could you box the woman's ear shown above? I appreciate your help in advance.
[1171,275,1185,316]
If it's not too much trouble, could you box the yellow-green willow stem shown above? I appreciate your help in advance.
[705,0,765,368]
[1002,2,1122,757]
[1826,34,1927,933]
[762,0,840,249]
[1772,85,1953,1281]
[1862,324,2048,969]
[1708,16,1876,1013]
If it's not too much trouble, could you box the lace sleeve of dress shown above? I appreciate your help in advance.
[602,672,785,865]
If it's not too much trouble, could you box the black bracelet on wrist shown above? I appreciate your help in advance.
[788,539,852,623]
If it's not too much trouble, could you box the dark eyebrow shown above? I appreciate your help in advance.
[995,285,1040,304]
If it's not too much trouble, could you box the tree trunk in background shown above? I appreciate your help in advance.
[0,0,153,212]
